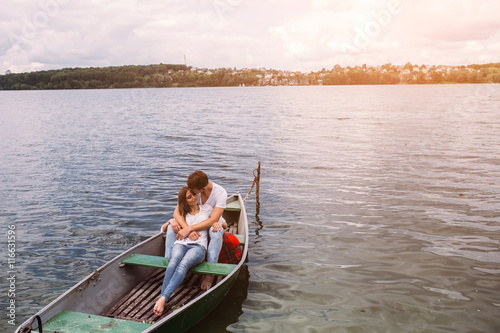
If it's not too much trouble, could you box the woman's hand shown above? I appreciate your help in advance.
[169,218,181,233]
[177,226,192,240]
[212,222,223,232]
[188,231,201,241]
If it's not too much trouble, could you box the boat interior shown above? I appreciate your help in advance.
[105,201,243,323]
[28,197,245,333]
[104,269,225,323]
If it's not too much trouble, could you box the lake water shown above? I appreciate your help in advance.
[1,85,499,333]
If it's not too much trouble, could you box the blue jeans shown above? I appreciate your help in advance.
[164,225,223,263]
[160,243,206,300]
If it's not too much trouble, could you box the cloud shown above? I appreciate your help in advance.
[269,0,408,67]
[396,0,500,43]
[268,0,500,68]
[1,0,499,73]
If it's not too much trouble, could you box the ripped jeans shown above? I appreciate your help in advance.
[159,243,206,300]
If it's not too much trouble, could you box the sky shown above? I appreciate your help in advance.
[1,0,500,74]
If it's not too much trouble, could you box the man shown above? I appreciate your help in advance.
[161,170,227,290]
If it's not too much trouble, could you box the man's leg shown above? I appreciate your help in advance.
[201,228,224,290]
[164,225,177,259]
[207,228,224,263]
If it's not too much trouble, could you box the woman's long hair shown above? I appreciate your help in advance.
[177,186,191,217]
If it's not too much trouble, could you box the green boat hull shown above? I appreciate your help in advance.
[149,268,239,332]
[17,193,249,333]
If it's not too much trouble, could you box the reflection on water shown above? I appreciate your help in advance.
[1,85,499,333]
[186,265,250,333]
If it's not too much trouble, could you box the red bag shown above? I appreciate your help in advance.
[218,232,242,264]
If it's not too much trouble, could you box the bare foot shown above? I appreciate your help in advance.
[200,275,213,290]
[153,296,166,316]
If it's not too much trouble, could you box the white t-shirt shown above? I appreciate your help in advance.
[174,204,212,250]
[198,182,227,223]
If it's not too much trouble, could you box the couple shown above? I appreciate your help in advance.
[153,171,227,316]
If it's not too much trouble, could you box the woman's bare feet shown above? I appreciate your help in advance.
[153,296,166,316]
[200,275,213,290]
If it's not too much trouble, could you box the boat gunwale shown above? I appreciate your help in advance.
[15,232,167,333]
[16,192,249,333]
[144,192,249,332]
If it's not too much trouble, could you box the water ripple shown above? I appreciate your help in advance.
[1,85,500,333]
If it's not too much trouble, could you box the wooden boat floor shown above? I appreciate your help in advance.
[103,269,224,323]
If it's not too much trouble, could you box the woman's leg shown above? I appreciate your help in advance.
[154,244,187,316]
[160,244,187,297]
[160,244,206,300]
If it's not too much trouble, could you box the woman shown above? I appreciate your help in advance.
[153,186,213,316]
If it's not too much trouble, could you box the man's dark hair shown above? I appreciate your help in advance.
[187,171,209,190]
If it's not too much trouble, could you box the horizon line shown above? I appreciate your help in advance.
[3,61,500,75]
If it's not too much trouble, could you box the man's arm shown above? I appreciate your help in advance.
[173,204,202,240]
[193,207,225,231]
[171,203,189,232]
[177,207,226,238]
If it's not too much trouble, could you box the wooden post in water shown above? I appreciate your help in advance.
[244,162,261,210]
[254,162,261,224]
[255,162,260,207]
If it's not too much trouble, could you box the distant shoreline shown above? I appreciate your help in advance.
[1,62,499,90]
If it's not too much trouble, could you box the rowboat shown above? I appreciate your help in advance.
[17,193,249,333]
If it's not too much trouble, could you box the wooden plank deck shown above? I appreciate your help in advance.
[103,269,224,324]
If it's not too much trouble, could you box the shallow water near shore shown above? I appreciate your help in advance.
[1,84,499,333]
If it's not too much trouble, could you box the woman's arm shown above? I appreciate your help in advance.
[160,220,170,232]
[173,204,202,240]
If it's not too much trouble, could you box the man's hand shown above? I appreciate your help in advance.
[211,221,223,232]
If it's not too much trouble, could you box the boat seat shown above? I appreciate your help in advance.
[37,310,151,332]
[225,200,241,212]
[234,234,245,245]
[121,254,237,276]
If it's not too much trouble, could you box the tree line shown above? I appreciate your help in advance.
[319,63,500,85]
[0,64,260,90]
[1,62,499,90]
